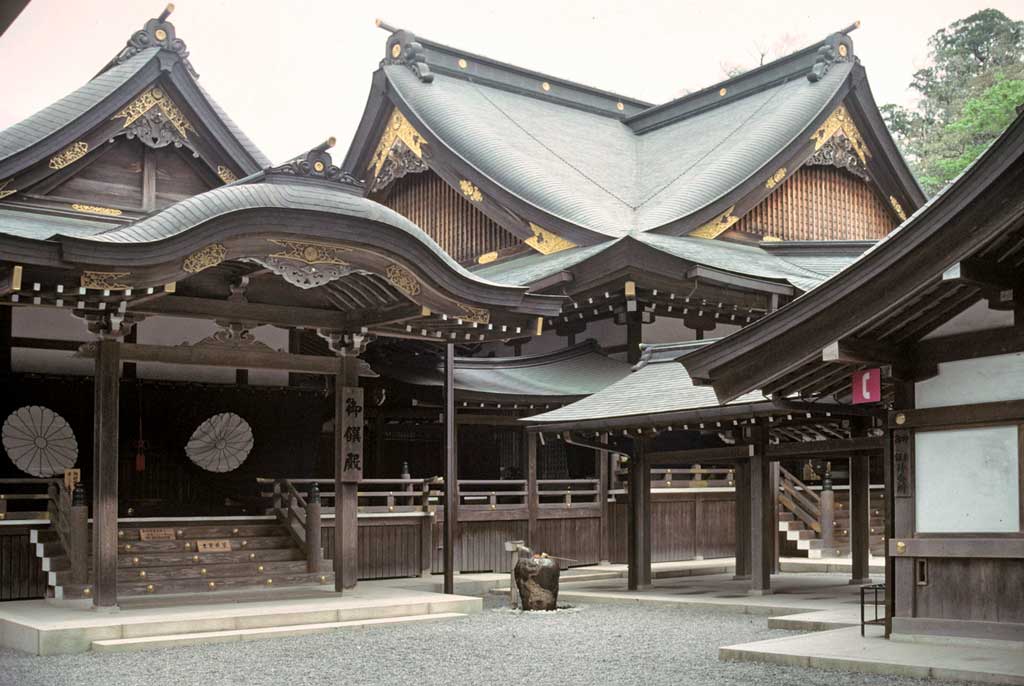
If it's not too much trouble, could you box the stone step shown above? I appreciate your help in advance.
[56,571,335,600]
[785,529,816,541]
[90,612,468,652]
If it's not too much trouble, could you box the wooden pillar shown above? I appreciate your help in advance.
[70,482,89,585]
[748,427,772,595]
[306,482,323,573]
[334,353,361,591]
[770,460,781,574]
[732,460,751,580]
[597,433,610,564]
[627,438,651,590]
[849,454,873,585]
[626,312,642,365]
[526,431,538,549]
[442,343,458,594]
[891,383,915,634]
[92,338,120,608]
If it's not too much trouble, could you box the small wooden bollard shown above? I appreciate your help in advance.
[306,482,322,573]
[70,482,90,585]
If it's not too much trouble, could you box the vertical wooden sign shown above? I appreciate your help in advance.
[341,387,364,482]
[63,468,81,492]
[892,428,911,497]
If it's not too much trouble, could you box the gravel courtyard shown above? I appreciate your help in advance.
[0,596,978,686]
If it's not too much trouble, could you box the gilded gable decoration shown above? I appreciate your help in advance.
[49,141,89,170]
[811,105,869,164]
[182,243,227,273]
[369,139,427,192]
[113,87,195,147]
[385,264,421,296]
[807,132,868,179]
[765,168,786,190]
[456,304,490,324]
[267,239,351,265]
[71,204,123,216]
[889,195,907,221]
[81,271,132,290]
[525,223,576,255]
[459,180,483,202]
[368,109,427,180]
[0,179,16,200]
[688,206,740,239]
[216,166,238,184]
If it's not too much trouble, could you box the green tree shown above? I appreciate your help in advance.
[882,9,1024,195]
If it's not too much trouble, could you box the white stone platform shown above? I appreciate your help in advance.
[722,625,1024,685]
[0,582,480,655]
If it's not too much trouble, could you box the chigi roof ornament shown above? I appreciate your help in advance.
[267,137,364,189]
[807,21,859,83]
[108,4,198,77]
[376,19,434,83]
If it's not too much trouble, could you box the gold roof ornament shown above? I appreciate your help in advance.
[688,206,740,239]
[80,271,131,290]
[368,109,427,179]
[385,263,421,296]
[49,141,89,170]
[811,104,869,164]
[765,167,787,190]
[182,243,227,273]
[525,223,576,255]
[113,87,194,140]
[0,178,15,200]
[71,204,122,217]
[889,195,907,221]
[216,166,237,184]
[459,179,483,202]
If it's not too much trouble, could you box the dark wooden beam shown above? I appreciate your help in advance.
[92,339,120,608]
[78,342,338,374]
[647,445,752,464]
[888,398,1024,429]
[766,436,883,457]
[942,259,1018,293]
[130,295,352,330]
[913,325,1024,370]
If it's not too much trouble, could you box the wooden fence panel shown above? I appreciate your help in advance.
[0,526,48,601]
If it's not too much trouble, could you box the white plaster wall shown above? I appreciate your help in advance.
[915,351,1024,409]
[922,300,1014,339]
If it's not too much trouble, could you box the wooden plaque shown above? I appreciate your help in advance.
[196,539,232,553]
[341,386,364,483]
[139,527,177,541]
[63,468,81,492]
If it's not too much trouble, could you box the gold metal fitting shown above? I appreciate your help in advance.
[838,43,848,57]
[200,568,207,576]
[719,87,727,96]
[257,565,264,573]
[208,581,216,589]
[83,587,92,597]
[118,530,124,538]
[132,557,140,565]
[616,102,624,111]
[184,542,191,550]
[192,555,200,563]
[391,43,401,58]
[314,161,325,172]
[319,575,327,584]
[895,413,906,425]
[154,28,167,41]
[249,553,256,560]
[266,579,273,585]
[241,540,248,547]
[895,541,906,554]
[146,584,154,593]
[541,82,551,92]
[232,528,239,535]
[176,529,184,537]
[124,544,132,551]
[139,570,146,578]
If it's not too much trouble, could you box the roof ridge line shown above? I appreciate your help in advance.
[100,4,197,78]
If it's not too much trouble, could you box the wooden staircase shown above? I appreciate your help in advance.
[777,466,886,559]
[32,520,333,600]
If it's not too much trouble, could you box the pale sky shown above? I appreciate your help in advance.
[2,0,1022,164]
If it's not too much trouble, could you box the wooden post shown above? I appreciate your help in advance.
[526,431,538,549]
[598,432,610,564]
[419,480,432,577]
[770,460,780,574]
[733,460,751,580]
[443,343,458,594]
[819,465,835,549]
[891,382,915,635]
[305,482,322,573]
[70,481,89,585]
[626,312,642,365]
[849,453,872,585]
[92,338,120,608]
[748,426,772,595]
[334,353,361,591]
[627,438,651,590]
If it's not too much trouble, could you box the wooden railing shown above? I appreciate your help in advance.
[458,479,526,510]
[0,477,57,521]
[39,479,90,584]
[778,465,824,535]
[538,479,600,508]
[259,479,322,572]
[613,466,735,490]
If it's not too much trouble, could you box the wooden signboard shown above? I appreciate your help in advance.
[63,468,81,492]
[341,386,364,483]
[139,527,177,541]
[196,539,232,553]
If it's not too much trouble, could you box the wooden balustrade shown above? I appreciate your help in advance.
[537,479,600,508]
[613,466,735,490]
[777,466,822,533]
